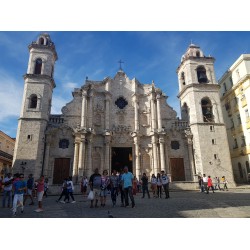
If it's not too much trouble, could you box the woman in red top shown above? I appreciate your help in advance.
[207,176,215,193]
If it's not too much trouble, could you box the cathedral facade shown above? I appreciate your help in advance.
[12,34,235,188]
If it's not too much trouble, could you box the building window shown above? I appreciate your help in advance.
[246,161,250,173]
[171,141,180,150]
[229,77,233,87]
[39,37,44,45]
[34,58,42,74]
[196,51,200,57]
[59,139,69,149]
[29,94,37,109]
[234,97,238,107]
[115,97,128,109]
[245,109,249,119]
[214,154,218,159]
[212,139,216,145]
[241,136,246,147]
[181,72,185,85]
[210,125,214,132]
[27,134,33,141]
[233,138,238,149]
[201,98,214,122]
[197,66,208,83]
[223,82,227,93]
[231,118,235,129]
[238,162,244,178]
[237,114,242,125]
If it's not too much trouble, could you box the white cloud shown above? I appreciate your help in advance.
[0,69,23,122]
[63,82,79,90]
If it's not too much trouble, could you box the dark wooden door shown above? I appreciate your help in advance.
[170,158,185,181]
[53,158,70,184]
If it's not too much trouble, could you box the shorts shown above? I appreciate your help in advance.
[93,188,100,200]
[100,189,108,197]
[37,191,44,201]
[27,189,32,195]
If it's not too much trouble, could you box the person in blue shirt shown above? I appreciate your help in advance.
[12,173,27,216]
[121,166,135,208]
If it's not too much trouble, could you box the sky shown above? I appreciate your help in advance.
[1,31,250,138]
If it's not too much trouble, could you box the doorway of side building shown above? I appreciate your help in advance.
[53,158,71,184]
[111,147,133,173]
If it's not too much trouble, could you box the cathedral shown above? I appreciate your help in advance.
[12,33,235,189]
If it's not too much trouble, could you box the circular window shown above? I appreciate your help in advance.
[115,97,128,109]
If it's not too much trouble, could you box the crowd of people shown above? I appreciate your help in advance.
[198,174,229,194]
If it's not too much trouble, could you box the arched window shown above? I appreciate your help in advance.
[34,58,42,74]
[197,66,208,83]
[181,72,185,85]
[181,103,189,122]
[201,98,214,122]
[196,51,200,57]
[29,94,37,109]
[238,162,244,178]
[39,37,44,45]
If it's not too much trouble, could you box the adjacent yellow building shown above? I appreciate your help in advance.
[219,54,250,183]
[0,130,15,176]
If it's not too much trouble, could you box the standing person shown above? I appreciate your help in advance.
[151,174,157,198]
[156,173,162,198]
[44,178,49,198]
[110,169,119,207]
[34,175,44,212]
[141,173,150,199]
[161,170,170,199]
[121,166,135,208]
[198,176,204,192]
[56,178,68,203]
[100,170,110,207]
[118,169,125,207]
[222,176,228,191]
[12,173,26,216]
[207,176,215,193]
[81,176,88,198]
[2,173,13,208]
[65,176,76,203]
[202,174,208,194]
[89,168,102,208]
[24,174,34,205]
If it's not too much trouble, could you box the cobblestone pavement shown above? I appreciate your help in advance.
[1,189,250,218]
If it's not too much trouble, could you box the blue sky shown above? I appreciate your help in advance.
[1,31,250,138]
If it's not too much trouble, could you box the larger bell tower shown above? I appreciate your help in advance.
[12,33,58,178]
[177,44,235,184]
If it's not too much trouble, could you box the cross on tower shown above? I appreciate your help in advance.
[118,59,124,70]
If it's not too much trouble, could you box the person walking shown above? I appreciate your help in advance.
[89,168,102,208]
[56,178,68,203]
[151,174,157,198]
[34,175,44,212]
[161,170,170,199]
[198,176,204,192]
[24,174,35,205]
[81,176,88,198]
[110,169,119,207]
[121,166,135,208]
[12,173,26,216]
[65,176,76,203]
[207,176,215,193]
[2,173,13,208]
[141,173,150,199]
[156,173,162,198]
[100,170,110,207]
[202,174,208,194]
[221,176,228,191]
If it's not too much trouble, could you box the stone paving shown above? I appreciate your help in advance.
[1,188,250,218]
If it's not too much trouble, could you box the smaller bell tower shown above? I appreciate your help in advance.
[177,44,235,184]
[12,33,58,178]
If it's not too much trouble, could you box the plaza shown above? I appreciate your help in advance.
[1,188,250,218]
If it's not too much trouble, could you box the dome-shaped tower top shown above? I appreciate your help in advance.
[181,43,204,62]
[36,33,53,46]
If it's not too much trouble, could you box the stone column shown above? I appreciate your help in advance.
[78,134,86,178]
[43,135,51,177]
[134,100,139,131]
[88,91,93,128]
[156,93,162,131]
[81,89,87,127]
[185,128,196,181]
[104,136,111,171]
[159,136,166,172]
[72,139,80,178]
[133,136,141,178]
[152,135,158,174]
[151,95,157,131]
[105,96,110,130]
[86,136,93,178]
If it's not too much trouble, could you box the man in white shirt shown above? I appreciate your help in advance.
[161,170,170,199]
[202,174,208,194]
[2,173,13,208]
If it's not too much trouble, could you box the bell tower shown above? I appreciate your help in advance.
[12,33,58,178]
[177,44,235,184]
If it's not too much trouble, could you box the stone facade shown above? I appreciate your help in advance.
[219,54,250,183]
[12,35,235,189]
